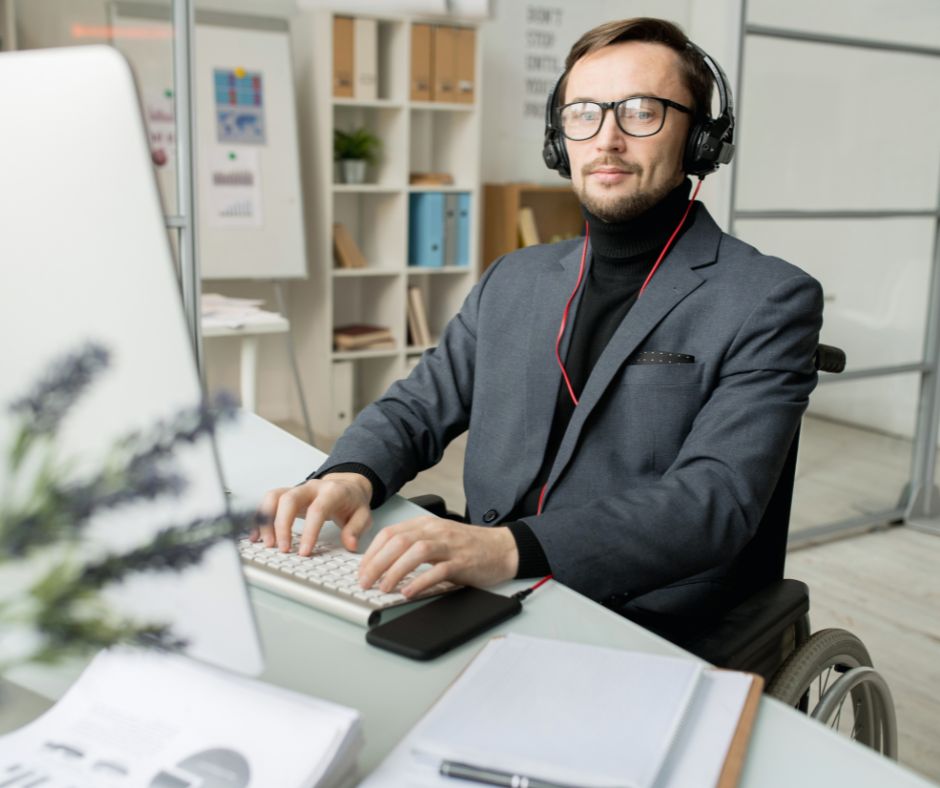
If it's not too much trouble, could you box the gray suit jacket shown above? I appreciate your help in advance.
[324,204,824,618]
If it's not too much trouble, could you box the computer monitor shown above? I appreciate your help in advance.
[0,46,264,676]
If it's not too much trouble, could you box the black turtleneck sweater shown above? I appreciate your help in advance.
[505,178,695,577]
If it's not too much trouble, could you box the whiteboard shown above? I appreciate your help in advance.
[112,7,307,279]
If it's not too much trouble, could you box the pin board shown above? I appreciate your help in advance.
[111,6,306,279]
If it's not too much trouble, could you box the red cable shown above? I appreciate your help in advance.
[525,182,704,599]
[553,222,591,408]
[637,178,703,296]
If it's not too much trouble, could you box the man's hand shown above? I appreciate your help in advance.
[253,473,373,554]
[358,516,519,598]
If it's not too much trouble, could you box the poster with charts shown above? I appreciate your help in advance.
[207,147,264,228]
[214,68,266,145]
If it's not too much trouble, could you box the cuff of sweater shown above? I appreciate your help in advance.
[505,521,551,578]
[306,463,386,509]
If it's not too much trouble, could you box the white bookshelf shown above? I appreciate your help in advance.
[290,9,482,441]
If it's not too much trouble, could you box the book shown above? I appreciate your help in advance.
[407,286,432,346]
[0,648,362,788]
[409,172,454,186]
[333,222,367,269]
[518,206,540,247]
[362,633,761,788]
[334,324,394,351]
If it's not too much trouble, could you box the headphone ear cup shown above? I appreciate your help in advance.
[542,128,571,179]
[684,119,720,176]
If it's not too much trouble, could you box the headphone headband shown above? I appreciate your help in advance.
[542,38,735,179]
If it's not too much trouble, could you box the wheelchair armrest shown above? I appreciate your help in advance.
[408,494,450,519]
[686,579,810,676]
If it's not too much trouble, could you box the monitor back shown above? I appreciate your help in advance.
[0,46,264,676]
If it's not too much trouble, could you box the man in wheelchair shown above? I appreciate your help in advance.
[256,17,897,756]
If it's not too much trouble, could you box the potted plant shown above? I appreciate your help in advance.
[334,127,381,184]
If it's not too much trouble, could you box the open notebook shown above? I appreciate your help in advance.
[364,633,762,788]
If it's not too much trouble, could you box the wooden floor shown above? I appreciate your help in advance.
[786,527,940,783]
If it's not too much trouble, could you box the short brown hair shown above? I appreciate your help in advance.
[558,18,713,118]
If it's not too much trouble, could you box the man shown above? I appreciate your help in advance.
[256,18,823,637]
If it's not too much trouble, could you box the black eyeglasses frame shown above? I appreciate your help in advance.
[554,96,693,141]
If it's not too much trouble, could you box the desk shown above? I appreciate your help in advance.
[7,412,936,787]
[202,312,289,412]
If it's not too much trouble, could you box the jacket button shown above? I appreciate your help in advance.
[483,509,498,523]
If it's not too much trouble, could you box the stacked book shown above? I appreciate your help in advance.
[334,324,395,352]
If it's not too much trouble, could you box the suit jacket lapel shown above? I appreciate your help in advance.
[519,240,589,500]
[544,206,723,494]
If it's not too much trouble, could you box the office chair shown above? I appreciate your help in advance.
[411,344,898,758]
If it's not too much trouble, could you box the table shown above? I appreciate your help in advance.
[202,312,289,412]
[7,412,936,787]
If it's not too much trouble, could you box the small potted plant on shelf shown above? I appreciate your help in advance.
[334,127,381,184]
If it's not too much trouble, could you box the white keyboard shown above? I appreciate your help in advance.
[238,536,457,627]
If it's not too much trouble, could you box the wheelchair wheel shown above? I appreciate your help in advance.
[767,628,897,758]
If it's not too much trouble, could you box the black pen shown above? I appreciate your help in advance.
[440,760,586,788]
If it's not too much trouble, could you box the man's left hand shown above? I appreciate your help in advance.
[358,516,519,598]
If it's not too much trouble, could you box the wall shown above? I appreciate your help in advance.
[13,0,940,442]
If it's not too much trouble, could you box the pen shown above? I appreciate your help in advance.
[440,760,585,788]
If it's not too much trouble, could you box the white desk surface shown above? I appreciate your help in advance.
[8,412,936,787]
[214,413,934,788]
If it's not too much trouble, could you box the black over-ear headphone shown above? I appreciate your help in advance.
[542,40,735,179]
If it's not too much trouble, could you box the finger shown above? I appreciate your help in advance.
[256,488,288,545]
[402,561,453,599]
[341,507,372,552]
[299,496,332,556]
[377,539,437,594]
[272,487,309,551]
[359,529,415,590]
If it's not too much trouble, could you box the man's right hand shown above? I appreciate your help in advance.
[252,473,374,556]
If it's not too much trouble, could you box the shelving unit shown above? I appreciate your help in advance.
[291,10,481,440]
[483,183,582,273]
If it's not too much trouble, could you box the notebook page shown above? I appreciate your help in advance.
[410,634,703,788]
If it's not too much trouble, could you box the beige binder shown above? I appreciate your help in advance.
[410,23,432,101]
[353,17,378,100]
[333,16,354,98]
[431,25,457,102]
[455,27,476,104]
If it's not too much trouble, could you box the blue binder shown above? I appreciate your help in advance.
[456,192,471,267]
[409,192,445,267]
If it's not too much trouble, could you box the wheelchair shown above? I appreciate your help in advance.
[412,344,898,758]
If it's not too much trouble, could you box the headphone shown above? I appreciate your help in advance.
[542,40,735,179]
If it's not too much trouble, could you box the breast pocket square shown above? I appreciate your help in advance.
[630,351,696,365]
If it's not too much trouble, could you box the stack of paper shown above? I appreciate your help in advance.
[201,292,286,330]
[0,649,362,788]
[364,633,760,788]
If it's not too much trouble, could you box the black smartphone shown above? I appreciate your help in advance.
[365,587,522,660]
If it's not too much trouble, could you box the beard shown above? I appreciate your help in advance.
[575,158,679,223]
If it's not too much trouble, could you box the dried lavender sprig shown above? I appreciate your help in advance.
[1,466,187,558]
[8,342,109,440]
[115,391,239,473]
[75,510,252,591]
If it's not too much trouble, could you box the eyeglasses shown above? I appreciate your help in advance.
[555,96,692,141]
